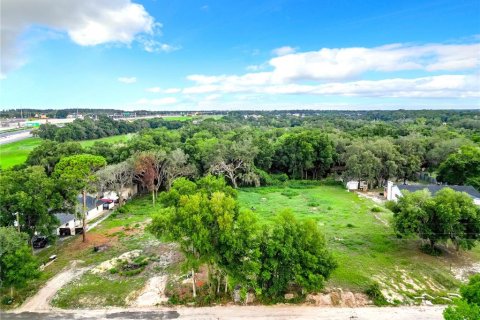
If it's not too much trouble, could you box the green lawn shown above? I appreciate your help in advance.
[0,134,132,169]
[238,182,480,302]
[0,137,42,169]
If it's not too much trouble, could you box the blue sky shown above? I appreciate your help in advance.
[1,0,479,110]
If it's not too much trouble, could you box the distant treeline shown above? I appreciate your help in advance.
[34,116,188,142]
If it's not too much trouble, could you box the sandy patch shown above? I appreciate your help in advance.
[131,275,168,306]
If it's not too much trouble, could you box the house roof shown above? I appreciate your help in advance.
[55,213,76,225]
[76,195,103,211]
[397,184,480,199]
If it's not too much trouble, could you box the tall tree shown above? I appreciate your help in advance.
[437,146,480,189]
[96,160,134,206]
[0,166,66,242]
[165,149,197,190]
[0,227,40,296]
[54,154,106,242]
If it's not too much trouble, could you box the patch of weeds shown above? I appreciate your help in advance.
[109,268,118,274]
[371,206,383,212]
[1,295,13,306]
[327,206,333,210]
[118,255,149,276]
[308,201,320,207]
[281,189,299,198]
[365,282,389,306]
[346,223,355,228]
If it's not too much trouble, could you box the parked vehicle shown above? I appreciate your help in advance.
[32,236,48,249]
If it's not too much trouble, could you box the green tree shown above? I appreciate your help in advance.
[26,141,84,175]
[54,154,106,242]
[391,188,480,251]
[437,146,480,189]
[0,166,66,242]
[257,210,336,298]
[0,227,40,296]
[444,275,480,320]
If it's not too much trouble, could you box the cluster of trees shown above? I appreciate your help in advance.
[389,188,480,252]
[149,176,336,300]
[34,116,187,142]
[0,227,39,298]
[443,275,480,320]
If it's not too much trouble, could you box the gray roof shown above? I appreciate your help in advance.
[77,195,103,211]
[397,184,480,199]
[55,213,76,225]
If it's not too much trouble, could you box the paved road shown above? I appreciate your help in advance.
[0,130,32,145]
[3,306,446,320]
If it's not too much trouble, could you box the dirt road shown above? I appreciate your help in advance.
[5,305,446,319]
[17,262,89,312]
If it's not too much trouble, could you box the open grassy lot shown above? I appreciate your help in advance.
[0,134,132,169]
[3,182,478,310]
[238,182,480,303]
[0,137,42,169]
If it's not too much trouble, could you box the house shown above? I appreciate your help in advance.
[55,194,111,236]
[56,213,82,236]
[385,181,480,206]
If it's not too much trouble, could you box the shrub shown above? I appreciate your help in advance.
[272,173,289,183]
[365,283,388,306]
[256,169,276,186]
[281,189,299,198]
[1,295,13,305]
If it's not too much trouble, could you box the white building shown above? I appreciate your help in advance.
[385,181,480,206]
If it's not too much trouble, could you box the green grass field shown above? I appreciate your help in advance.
[0,134,132,169]
[0,138,43,169]
[238,182,480,302]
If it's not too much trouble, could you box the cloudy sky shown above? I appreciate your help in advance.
[0,0,479,110]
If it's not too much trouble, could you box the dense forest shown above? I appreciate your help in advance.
[28,109,480,189]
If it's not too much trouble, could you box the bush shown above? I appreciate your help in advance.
[256,169,276,186]
[1,295,13,305]
[281,189,299,198]
[272,173,289,183]
[365,283,388,306]
[385,200,397,212]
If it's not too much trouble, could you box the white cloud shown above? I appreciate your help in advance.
[268,43,480,82]
[140,39,180,53]
[118,77,137,84]
[183,74,479,98]
[181,42,480,99]
[1,0,156,75]
[145,87,181,93]
[272,46,296,56]
[136,97,178,106]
